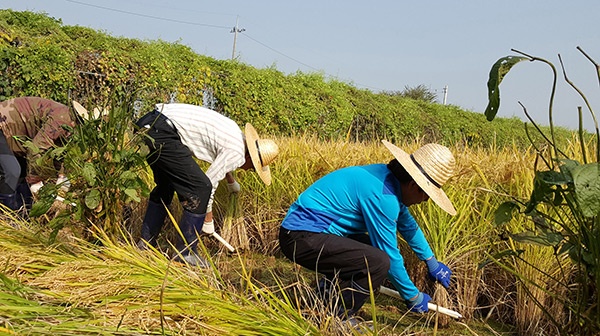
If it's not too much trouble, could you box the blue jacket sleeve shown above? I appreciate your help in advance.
[397,207,434,261]
[359,194,420,300]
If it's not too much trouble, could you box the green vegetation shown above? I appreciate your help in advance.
[2,137,531,336]
[1,8,599,336]
[29,99,150,241]
[0,8,578,147]
[484,47,600,335]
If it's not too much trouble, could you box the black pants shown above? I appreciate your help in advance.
[279,227,390,316]
[0,130,22,194]
[136,110,212,214]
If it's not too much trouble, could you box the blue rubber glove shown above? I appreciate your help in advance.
[407,292,431,313]
[426,257,452,288]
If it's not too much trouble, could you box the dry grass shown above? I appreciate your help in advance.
[5,135,594,335]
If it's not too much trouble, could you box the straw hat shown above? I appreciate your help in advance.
[382,140,456,216]
[245,123,279,185]
[72,100,108,120]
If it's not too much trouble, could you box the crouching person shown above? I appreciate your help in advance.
[0,97,75,214]
[278,141,457,322]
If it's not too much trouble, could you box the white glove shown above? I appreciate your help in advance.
[202,219,215,234]
[30,181,44,194]
[56,175,71,192]
[227,180,241,193]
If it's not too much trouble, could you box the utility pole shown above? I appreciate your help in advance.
[231,16,245,60]
[442,85,448,105]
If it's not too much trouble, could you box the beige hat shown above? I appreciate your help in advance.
[382,140,456,216]
[72,100,108,120]
[245,123,279,185]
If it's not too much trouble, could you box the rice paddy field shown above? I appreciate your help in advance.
[0,135,595,335]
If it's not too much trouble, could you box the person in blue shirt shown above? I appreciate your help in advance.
[279,140,456,319]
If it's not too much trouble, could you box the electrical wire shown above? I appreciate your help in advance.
[66,0,230,29]
[65,0,383,91]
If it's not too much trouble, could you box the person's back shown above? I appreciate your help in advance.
[155,103,244,164]
[0,97,73,156]
[0,97,74,211]
[282,164,401,236]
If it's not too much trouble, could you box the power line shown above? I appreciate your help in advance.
[64,1,384,91]
[65,0,230,29]
[241,33,321,72]
[241,32,383,91]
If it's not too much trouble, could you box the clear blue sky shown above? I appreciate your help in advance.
[3,0,600,131]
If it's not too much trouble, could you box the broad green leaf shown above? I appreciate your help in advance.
[85,189,101,209]
[509,230,563,247]
[82,162,97,186]
[50,146,66,158]
[484,56,528,121]
[538,170,571,186]
[478,249,524,269]
[494,201,520,226]
[119,171,137,181]
[572,163,600,218]
[29,196,54,217]
[557,159,580,179]
[525,171,559,213]
[124,188,140,202]
[535,170,569,206]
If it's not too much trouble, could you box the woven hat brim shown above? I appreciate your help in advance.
[245,123,272,185]
[72,100,89,119]
[382,140,456,216]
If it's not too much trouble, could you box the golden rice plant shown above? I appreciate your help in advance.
[0,214,320,335]
[2,135,555,335]
[213,134,398,254]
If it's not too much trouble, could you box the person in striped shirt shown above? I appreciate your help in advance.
[135,103,279,267]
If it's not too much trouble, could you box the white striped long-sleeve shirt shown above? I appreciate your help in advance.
[156,103,245,210]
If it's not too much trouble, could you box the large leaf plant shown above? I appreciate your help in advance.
[484,47,600,335]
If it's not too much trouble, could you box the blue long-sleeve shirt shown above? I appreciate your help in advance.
[281,164,434,300]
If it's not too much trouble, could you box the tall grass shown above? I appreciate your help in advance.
[5,135,591,335]
[1,211,319,335]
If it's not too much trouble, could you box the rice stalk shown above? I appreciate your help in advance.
[221,193,249,251]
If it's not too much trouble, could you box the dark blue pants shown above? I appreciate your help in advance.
[136,110,212,214]
[0,130,21,194]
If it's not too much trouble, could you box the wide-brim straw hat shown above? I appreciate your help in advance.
[72,100,108,120]
[245,123,279,185]
[382,140,456,215]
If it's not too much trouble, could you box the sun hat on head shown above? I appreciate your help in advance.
[72,100,90,120]
[382,140,457,216]
[72,100,109,121]
[245,123,279,185]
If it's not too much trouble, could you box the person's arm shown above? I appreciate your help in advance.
[360,196,421,301]
[204,150,245,211]
[225,172,240,193]
[396,208,434,260]
[397,207,452,288]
